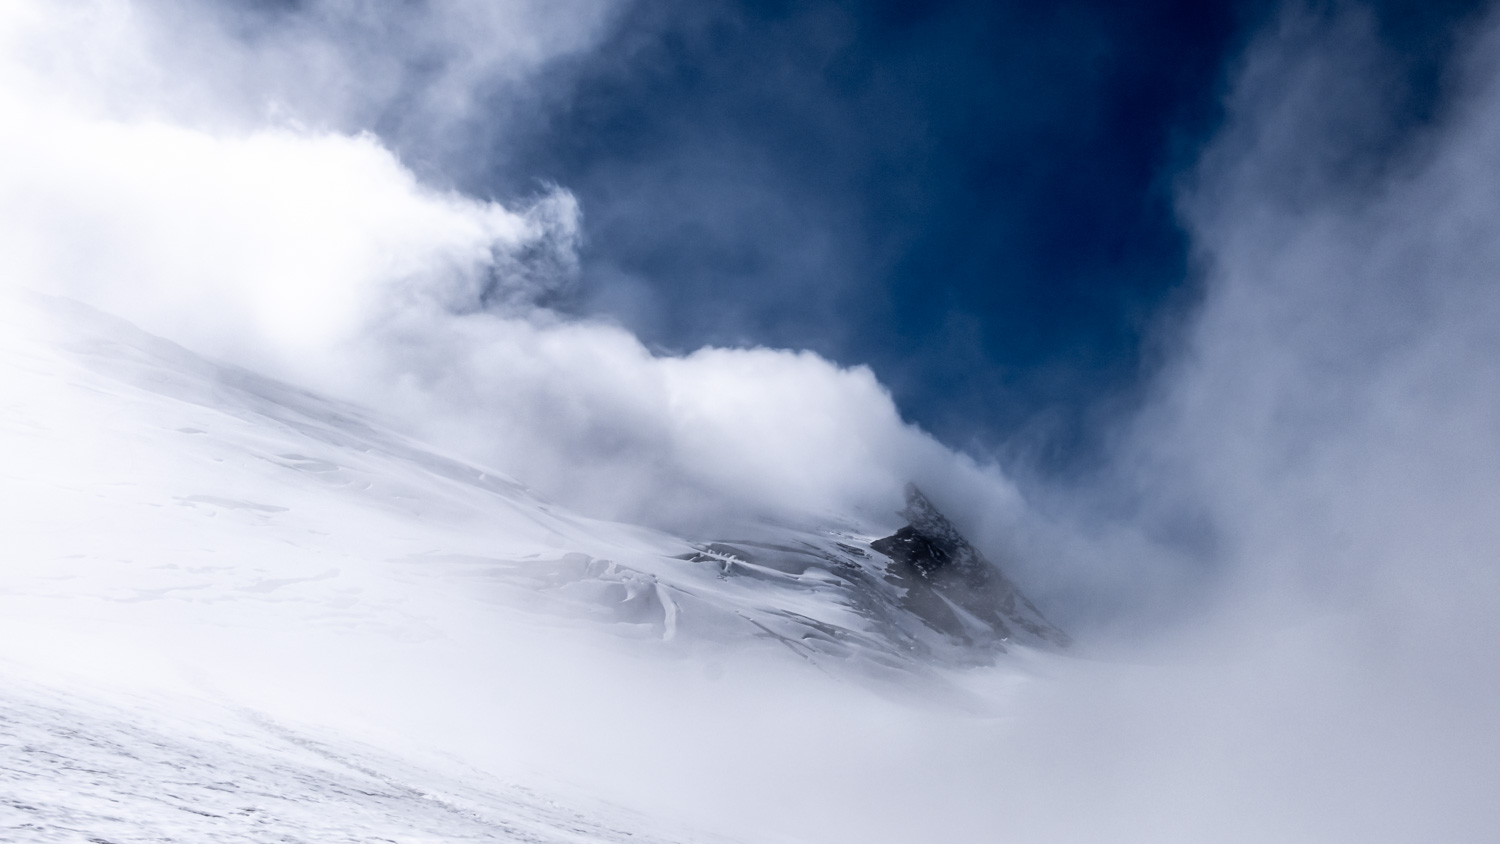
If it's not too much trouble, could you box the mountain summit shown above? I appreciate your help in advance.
[872,484,1070,651]
[675,485,1070,668]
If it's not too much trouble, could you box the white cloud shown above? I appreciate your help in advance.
[0,0,1034,540]
[1137,6,1500,613]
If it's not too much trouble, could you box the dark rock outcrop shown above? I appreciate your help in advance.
[872,485,1070,650]
[664,484,1069,669]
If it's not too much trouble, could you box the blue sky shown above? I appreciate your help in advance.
[394,0,1482,471]
[7,0,1488,580]
[214,0,1489,478]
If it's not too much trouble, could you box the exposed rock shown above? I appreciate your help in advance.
[661,484,1069,670]
[872,485,1070,650]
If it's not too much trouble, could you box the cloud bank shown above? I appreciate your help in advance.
[1035,8,1500,835]
[1127,4,1500,624]
[0,0,1037,549]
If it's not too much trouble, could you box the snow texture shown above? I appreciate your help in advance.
[0,290,1059,841]
[0,669,724,844]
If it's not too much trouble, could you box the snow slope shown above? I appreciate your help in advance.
[0,292,743,841]
[0,291,1061,842]
[0,292,1062,671]
[7,292,1496,844]
[0,667,725,844]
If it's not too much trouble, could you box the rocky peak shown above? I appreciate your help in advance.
[873,484,989,581]
[870,484,1070,650]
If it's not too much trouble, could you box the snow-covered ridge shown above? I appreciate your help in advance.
[0,291,1063,841]
[2,292,1064,673]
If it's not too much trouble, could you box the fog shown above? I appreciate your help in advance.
[2,1,1499,841]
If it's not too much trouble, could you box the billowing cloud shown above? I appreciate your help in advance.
[0,0,1037,546]
[1045,7,1500,834]
[1132,5,1500,619]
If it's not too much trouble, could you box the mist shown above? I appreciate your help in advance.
[3,0,1500,841]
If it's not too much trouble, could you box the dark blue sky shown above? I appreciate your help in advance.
[439,0,1484,472]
